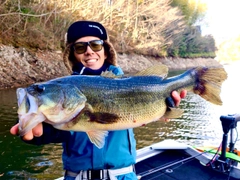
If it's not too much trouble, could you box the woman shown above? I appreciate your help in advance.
[10,21,187,180]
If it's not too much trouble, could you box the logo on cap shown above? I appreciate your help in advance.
[89,25,103,34]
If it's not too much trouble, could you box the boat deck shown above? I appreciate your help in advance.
[135,149,239,180]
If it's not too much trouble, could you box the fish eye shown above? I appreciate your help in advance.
[36,85,45,93]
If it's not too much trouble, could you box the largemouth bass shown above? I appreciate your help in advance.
[17,65,227,148]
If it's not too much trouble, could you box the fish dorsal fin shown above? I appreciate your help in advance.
[134,64,168,78]
[101,71,120,78]
[86,130,109,148]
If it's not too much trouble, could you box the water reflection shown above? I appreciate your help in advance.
[0,64,240,179]
[0,89,64,179]
[134,93,224,149]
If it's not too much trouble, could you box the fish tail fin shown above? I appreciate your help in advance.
[193,66,227,105]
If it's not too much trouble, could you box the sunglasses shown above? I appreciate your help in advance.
[72,40,104,54]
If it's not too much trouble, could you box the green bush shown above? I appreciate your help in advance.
[167,26,216,58]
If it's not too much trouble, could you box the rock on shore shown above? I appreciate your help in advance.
[0,45,223,89]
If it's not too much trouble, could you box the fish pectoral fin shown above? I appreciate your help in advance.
[81,105,119,124]
[88,112,120,124]
[86,130,109,149]
[163,107,184,119]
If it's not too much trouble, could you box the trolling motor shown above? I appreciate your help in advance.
[209,114,240,173]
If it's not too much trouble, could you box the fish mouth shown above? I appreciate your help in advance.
[16,85,87,136]
[17,88,47,136]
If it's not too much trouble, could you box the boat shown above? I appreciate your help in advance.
[56,114,240,180]
[135,140,240,180]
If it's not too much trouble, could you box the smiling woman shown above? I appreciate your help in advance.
[10,20,140,180]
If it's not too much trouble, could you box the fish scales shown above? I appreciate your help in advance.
[59,76,167,126]
[50,76,172,124]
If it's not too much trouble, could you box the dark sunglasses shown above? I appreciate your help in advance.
[72,40,104,54]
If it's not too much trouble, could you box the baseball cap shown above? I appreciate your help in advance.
[67,21,107,43]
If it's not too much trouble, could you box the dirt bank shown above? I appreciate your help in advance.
[117,53,222,74]
[0,45,223,89]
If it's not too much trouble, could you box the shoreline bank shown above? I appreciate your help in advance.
[0,45,223,89]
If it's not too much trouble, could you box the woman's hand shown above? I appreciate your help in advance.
[10,123,43,141]
[171,90,187,107]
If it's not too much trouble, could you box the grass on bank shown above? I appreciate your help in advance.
[0,0,215,58]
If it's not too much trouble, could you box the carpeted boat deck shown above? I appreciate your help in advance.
[135,150,239,180]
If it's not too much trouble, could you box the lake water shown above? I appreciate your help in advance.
[0,63,240,179]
